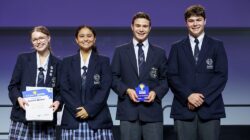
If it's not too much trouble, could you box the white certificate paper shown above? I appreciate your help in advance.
[22,86,53,121]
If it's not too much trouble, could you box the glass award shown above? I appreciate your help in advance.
[135,83,149,102]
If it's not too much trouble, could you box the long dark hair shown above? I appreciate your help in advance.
[75,25,98,53]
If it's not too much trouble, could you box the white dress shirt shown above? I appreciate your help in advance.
[36,52,50,86]
[80,50,92,75]
[189,32,205,55]
[132,38,149,75]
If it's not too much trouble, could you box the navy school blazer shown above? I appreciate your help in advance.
[60,51,113,129]
[111,42,169,122]
[8,52,61,124]
[168,35,228,120]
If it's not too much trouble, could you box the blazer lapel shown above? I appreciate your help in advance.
[28,52,37,86]
[139,44,154,79]
[72,53,82,92]
[45,54,56,87]
[197,35,209,66]
[182,37,196,65]
[126,42,139,77]
[85,52,97,89]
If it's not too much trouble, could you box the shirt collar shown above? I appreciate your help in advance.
[132,38,149,48]
[80,50,92,69]
[36,52,50,71]
[189,32,205,44]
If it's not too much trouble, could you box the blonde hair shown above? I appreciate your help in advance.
[30,26,52,51]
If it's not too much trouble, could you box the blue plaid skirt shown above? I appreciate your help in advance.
[9,121,55,140]
[61,122,113,140]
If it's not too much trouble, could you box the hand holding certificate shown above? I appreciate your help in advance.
[22,87,53,121]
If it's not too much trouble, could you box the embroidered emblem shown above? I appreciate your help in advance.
[94,74,100,85]
[150,67,158,79]
[51,77,56,87]
[206,58,213,69]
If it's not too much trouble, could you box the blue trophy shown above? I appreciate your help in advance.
[135,83,149,102]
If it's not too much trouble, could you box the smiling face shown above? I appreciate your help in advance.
[31,31,51,53]
[131,18,151,42]
[75,27,96,51]
[186,15,206,38]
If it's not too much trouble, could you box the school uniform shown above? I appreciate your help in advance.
[8,51,61,140]
[60,51,113,140]
[168,34,228,140]
[111,39,169,140]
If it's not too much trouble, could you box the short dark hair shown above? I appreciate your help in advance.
[132,12,151,26]
[184,5,206,21]
[74,25,98,53]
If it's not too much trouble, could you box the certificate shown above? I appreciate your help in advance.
[22,87,53,121]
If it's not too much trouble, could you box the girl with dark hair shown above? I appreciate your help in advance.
[60,25,113,139]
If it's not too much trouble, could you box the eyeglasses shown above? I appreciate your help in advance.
[32,36,47,44]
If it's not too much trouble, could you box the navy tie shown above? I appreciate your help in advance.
[194,38,200,64]
[137,43,145,76]
[81,66,88,104]
[37,67,45,87]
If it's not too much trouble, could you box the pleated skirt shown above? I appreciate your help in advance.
[61,122,113,140]
[9,121,55,140]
